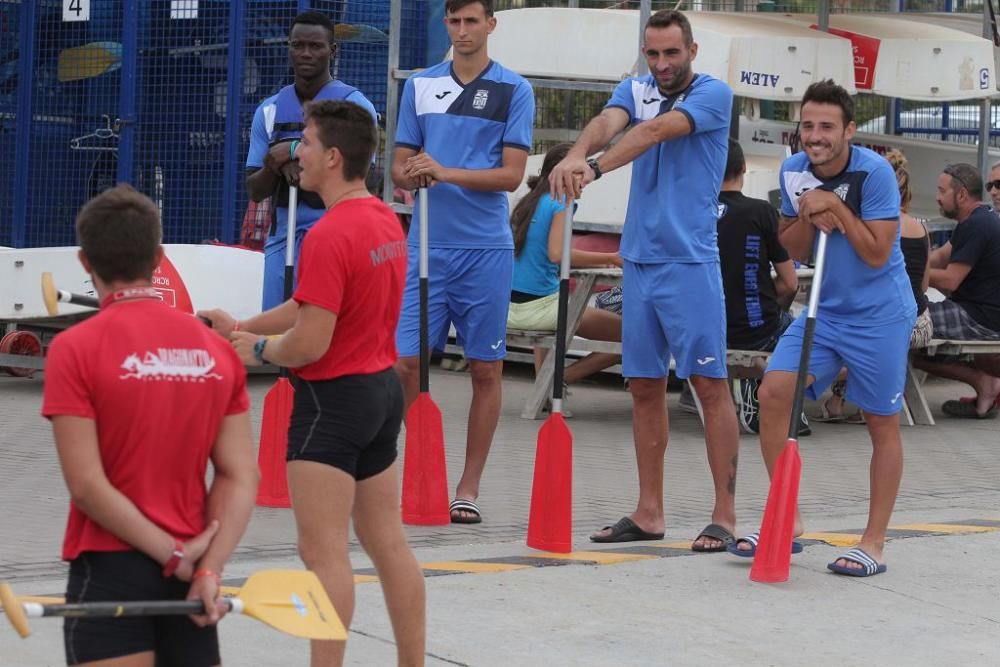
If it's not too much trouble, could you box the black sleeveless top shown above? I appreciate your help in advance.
[901,233,929,315]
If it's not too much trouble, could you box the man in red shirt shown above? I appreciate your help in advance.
[201,101,425,667]
[42,185,258,666]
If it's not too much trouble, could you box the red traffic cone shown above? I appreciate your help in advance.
[401,394,450,525]
[526,412,573,553]
[749,438,802,583]
[255,377,293,508]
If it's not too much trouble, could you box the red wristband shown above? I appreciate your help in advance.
[232,321,241,332]
[193,569,222,585]
[162,538,184,578]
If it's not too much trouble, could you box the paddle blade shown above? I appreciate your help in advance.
[58,42,122,82]
[401,394,450,525]
[41,272,58,316]
[0,582,31,638]
[236,570,345,641]
[526,414,573,553]
[256,378,293,508]
[750,439,802,583]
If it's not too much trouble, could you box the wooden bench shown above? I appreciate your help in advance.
[508,328,772,421]
[903,338,1000,426]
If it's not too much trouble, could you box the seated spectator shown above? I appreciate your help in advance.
[508,143,623,391]
[820,148,933,423]
[912,163,1000,418]
[715,138,804,435]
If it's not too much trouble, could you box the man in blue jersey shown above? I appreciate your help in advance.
[735,80,915,577]
[391,0,533,524]
[550,9,741,552]
[246,11,378,310]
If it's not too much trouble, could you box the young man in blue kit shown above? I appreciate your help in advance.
[735,80,915,577]
[245,10,377,310]
[550,9,741,552]
[391,0,534,524]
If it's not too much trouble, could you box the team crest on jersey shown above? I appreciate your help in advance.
[833,183,850,201]
[718,203,728,218]
[472,89,489,110]
[120,349,223,382]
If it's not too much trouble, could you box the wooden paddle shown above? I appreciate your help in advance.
[401,188,450,525]
[57,42,122,82]
[0,570,345,640]
[750,232,829,583]
[526,198,574,553]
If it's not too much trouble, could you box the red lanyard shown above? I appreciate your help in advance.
[100,287,162,308]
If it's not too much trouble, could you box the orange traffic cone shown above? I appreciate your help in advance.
[255,377,293,508]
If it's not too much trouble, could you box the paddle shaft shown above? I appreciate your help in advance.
[418,188,430,393]
[551,201,574,409]
[48,287,210,326]
[787,232,829,440]
[21,598,243,619]
[280,185,299,380]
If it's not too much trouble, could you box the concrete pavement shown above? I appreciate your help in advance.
[1,363,998,664]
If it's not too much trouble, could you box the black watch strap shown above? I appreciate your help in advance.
[587,157,602,180]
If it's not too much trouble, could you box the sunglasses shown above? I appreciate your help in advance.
[987,180,1000,192]
[943,165,977,193]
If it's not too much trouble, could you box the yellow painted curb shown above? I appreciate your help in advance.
[354,574,380,584]
[421,561,531,574]
[531,551,659,565]
[799,532,861,547]
[891,523,999,534]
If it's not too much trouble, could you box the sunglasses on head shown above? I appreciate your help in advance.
[987,180,1000,192]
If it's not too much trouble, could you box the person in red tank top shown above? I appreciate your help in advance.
[42,185,258,666]
[200,101,425,667]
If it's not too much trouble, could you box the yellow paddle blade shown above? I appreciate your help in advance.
[0,583,32,638]
[58,42,122,82]
[41,272,58,316]
[17,595,64,605]
[235,570,346,641]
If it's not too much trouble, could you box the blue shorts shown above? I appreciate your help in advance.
[622,260,728,380]
[396,247,513,361]
[765,313,915,415]
[262,226,310,311]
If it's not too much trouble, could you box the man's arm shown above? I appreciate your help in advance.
[929,241,952,269]
[549,107,631,199]
[778,216,816,263]
[392,146,427,191]
[592,110,692,175]
[799,189,897,268]
[403,146,528,192]
[929,261,972,293]
[232,303,336,369]
[52,416,218,580]
[186,410,258,625]
[198,299,299,339]
[772,258,799,304]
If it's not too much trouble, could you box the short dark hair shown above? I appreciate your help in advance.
[75,185,161,283]
[645,9,693,47]
[801,79,855,126]
[304,100,377,181]
[291,10,335,42]
[943,162,983,199]
[445,0,494,17]
[724,138,745,182]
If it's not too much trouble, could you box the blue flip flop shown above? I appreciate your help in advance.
[827,547,887,577]
[726,530,804,558]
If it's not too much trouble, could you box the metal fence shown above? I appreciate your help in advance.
[0,0,427,249]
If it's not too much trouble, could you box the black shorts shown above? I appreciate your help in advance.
[64,551,219,667]
[287,368,403,480]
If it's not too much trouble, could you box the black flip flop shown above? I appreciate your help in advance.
[691,523,735,552]
[590,516,664,543]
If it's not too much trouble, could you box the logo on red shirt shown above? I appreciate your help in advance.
[120,349,223,381]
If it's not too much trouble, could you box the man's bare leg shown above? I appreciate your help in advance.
[394,356,420,411]
[287,461,355,667]
[564,352,622,385]
[591,376,667,538]
[354,465,426,667]
[688,375,739,550]
[452,359,503,520]
[831,412,902,571]
[733,370,813,552]
[912,355,1000,415]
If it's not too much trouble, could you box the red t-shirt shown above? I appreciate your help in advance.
[41,296,249,560]
[292,196,407,380]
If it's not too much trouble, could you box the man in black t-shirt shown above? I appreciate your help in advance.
[716,139,804,435]
[914,163,1000,419]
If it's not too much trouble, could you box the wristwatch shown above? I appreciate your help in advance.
[586,157,603,180]
[253,337,268,364]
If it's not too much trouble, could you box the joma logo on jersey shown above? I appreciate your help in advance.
[472,89,489,110]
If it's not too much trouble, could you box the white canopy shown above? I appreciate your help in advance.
[775,13,997,100]
[488,8,856,101]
